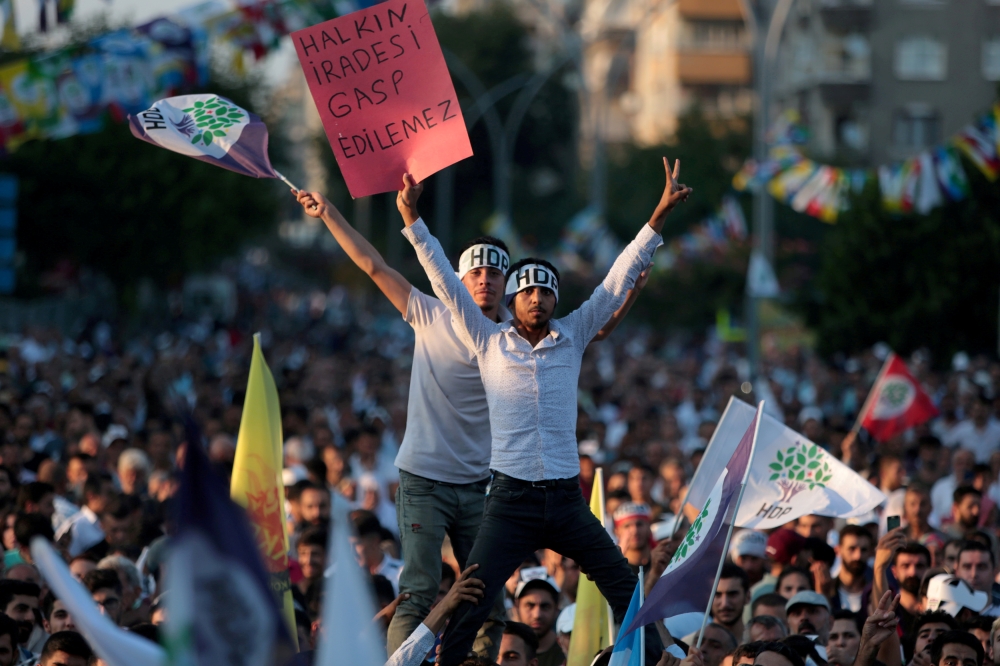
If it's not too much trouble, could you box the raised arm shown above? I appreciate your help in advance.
[591,263,651,343]
[570,159,690,342]
[396,175,497,348]
[297,191,411,314]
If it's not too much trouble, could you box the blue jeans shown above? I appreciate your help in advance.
[438,472,664,666]
[386,470,504,660]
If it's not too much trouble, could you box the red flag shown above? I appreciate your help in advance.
[860,354,939,442]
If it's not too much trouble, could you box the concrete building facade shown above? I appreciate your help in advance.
[773,0,1000,166]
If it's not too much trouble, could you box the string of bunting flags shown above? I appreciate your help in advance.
[732,105,1000,223]
[0,0,341,154]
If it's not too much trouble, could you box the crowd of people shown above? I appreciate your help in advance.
[0,164,999,666]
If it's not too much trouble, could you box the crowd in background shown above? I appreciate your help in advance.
[1,273,1000,665]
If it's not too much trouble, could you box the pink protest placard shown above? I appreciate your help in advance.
[292,0,473,199]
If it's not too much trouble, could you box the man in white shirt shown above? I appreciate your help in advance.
[398,158,690,666]
[294,190,642,658]
[930,448,975,527]
[945,396,1000,463]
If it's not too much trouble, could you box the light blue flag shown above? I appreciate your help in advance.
[609,579,643,666]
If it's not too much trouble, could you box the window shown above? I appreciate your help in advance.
[984,38,1000,80]
[895,36,947,80]
[892,107,940,149]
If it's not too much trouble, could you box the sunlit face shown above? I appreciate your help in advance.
[936,642,979,666]
[958,551,994,593]
[499,633,536,666]
[44,600,76,634]
[827,618,861,666]
[905,489,932,526]
[513,287,557,328]
[915,622,952,655]
[778,572,811,599]
[712,578,747,626]
[461,266,505,311]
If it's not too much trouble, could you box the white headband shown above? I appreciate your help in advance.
[457,244,510,280]
[505,264,559,302]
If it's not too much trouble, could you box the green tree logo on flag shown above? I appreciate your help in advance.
[671,498,710,563]
[179,97,246,147]
[768,442,833,502]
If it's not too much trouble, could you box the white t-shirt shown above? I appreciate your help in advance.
[947,419,1000,463]
[393,288,498,484]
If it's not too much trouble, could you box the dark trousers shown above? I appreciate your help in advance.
[438,472,664,666]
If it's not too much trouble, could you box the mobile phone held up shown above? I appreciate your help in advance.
[887,515,901,531]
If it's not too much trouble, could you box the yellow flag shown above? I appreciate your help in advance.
[0,0,19,52]
[567,468,613,666]
[230,335,298,649]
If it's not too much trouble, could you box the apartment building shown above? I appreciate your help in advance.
[773,0,1000,166]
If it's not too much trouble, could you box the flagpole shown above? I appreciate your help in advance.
[639,566,645,666]
[596,468,615,645]
[274,170,300,192]
[671,399,737,539]
[696,401,764,649]
[849,353,894,436]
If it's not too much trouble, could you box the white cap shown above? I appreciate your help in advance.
[514,566,560,600]
[556,603,576,634]
[925,573,989,616]
[730,529,768,559]
[282,466,307,486]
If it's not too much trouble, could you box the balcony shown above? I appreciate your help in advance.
[817,39,871,106]
[819,0,872,31]
[677,51,752,85]
[678,0,744,21]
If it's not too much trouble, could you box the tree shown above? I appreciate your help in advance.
[10,73,284,306]
[808,163,1000,364]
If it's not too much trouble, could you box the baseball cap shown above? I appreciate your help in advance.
[925,573,989,616]
[613,502,651,526]
[786,590,832,612]
[767,528,806,565]
[514,566,561,600]
[556,603,576,634]
[730,529,767,560]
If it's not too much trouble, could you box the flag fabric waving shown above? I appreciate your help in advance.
[163,418,292,666]
[230,334,298,648]
[698,398,886,530]
[129,95,284,181]
[32,538,165,666]
[629,404,758,631]
[608,577,643,666]
[567,468,614,666]
[859,353,940,442]
[315,494,386,666]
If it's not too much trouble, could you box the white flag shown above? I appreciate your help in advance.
[746,252,780,298]
[32,538,165,666]
[689,398,886,529]
[315,495,386,666]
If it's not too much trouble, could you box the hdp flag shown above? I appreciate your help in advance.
[567,468,613,666]
[608,579,642,666]
[629,404,759,631]
[700,398,886,529]
[314,494,386,666]
[32,538,165,666]
[230,335,298,648]
[859,353,939,442]
[163,419,293,666]
[129,95,282,180]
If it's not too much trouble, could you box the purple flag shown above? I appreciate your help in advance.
[128,94,280,180]
[628,405,759,631]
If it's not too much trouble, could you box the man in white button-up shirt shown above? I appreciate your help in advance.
[294,188,645,660]
[398,158,691,666]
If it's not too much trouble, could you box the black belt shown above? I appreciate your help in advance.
[491,471,580,489]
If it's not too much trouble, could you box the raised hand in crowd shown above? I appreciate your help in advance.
[657,649,683,666]
[374,592,411,630]
[422,565,485,635]
[856,591,902,666]
[647,537,681,597]
[681,645,705,666]
[648,157,693,233]
[871,527,908,612]
[396,173,425,227]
